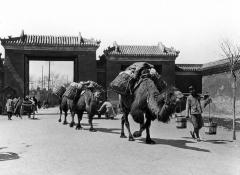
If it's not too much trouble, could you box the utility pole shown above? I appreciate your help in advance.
[48,61,50,91]
[42,66,43,90]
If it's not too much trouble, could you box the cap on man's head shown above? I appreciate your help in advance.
[188,85,195,91]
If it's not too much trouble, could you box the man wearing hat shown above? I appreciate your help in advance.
[186,85,203,142]
[5,95,14,120]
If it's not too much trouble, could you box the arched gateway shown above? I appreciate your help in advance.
[0,32,100,97]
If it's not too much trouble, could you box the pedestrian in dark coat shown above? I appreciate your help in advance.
[32,96,38,113]
[6,96,14,120]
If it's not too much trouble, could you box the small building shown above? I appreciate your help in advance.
[175,64,202,93]
[98,42,183,102]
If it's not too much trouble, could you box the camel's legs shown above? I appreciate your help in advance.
[133,117,150,138]
[145,119,155,144]
[63,110,68,125]
[120,113,127,138]
[61,98,68,125]
[69,111,75,127]
[132,111,154,143]
[124,114,134,141]
[76,112,83,130]
[88,114,96,132]
[58,105,62,122]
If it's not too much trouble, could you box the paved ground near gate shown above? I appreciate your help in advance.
[0,107,240,175]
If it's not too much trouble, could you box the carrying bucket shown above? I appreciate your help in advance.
[176,115,187,129]
[21,102,33,113]
[205,122,217,135]
[204,102,217,135]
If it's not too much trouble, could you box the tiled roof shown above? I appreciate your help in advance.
[104,42,179,57]
[201,58,229,70]
[176,64,203,72]
[201,58,240,75]
[0,33,100,47]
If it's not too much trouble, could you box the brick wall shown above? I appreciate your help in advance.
[175,73,202,93]
[77,51,96,82]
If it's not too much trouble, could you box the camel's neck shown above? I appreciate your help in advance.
[147,92,164,118]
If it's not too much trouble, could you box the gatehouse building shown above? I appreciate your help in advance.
[1,31,235,103]
[0,31,100,97]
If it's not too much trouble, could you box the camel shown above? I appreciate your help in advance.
[119,77,183,144]
[69,89,103,131]
[58,96,69,124]
[58,89,81,125]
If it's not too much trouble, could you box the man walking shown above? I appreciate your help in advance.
[6,95,14,120]
[186,86,203,142]
[98,99,116,119]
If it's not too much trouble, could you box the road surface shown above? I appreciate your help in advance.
[0,107,239,175]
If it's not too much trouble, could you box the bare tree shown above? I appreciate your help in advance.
[31,73,70,90]
[220,39,240,140]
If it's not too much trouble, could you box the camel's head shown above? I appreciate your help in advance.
[158,86,184,122]
[93,89,105,102]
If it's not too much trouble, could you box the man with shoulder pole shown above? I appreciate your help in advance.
[186,85,203,142]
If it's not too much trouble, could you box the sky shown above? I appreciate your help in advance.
[29,61,73,88]
[1,0,240,79]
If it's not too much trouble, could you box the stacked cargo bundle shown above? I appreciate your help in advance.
[53,86,66,98]
[110,62,167,95]
[63,82,80,100]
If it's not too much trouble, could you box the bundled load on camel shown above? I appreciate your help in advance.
[110,62,167,95]
[109,71,135,95]
[63,82,82,100]
[63,81,104,99]
[86,81,104,92]
[53,86,66,98]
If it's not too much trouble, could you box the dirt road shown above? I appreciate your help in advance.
[0,107,239,175]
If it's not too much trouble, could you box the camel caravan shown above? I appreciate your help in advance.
[53,62,187,144]
[54,81,105,131]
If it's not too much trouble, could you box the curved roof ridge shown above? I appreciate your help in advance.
[103,43,179,57]
[0,32,100,48]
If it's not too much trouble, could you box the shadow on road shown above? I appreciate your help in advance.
[58,122,98,126]
[203,117,240,131]
[203,139,233,144]
[29,118,40,120]
[138,138,210,152]
[96,127,121,135]
[182,137,233,145]
[35,113,58,116]
[0,152,20,161]
[94,117,118,120]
